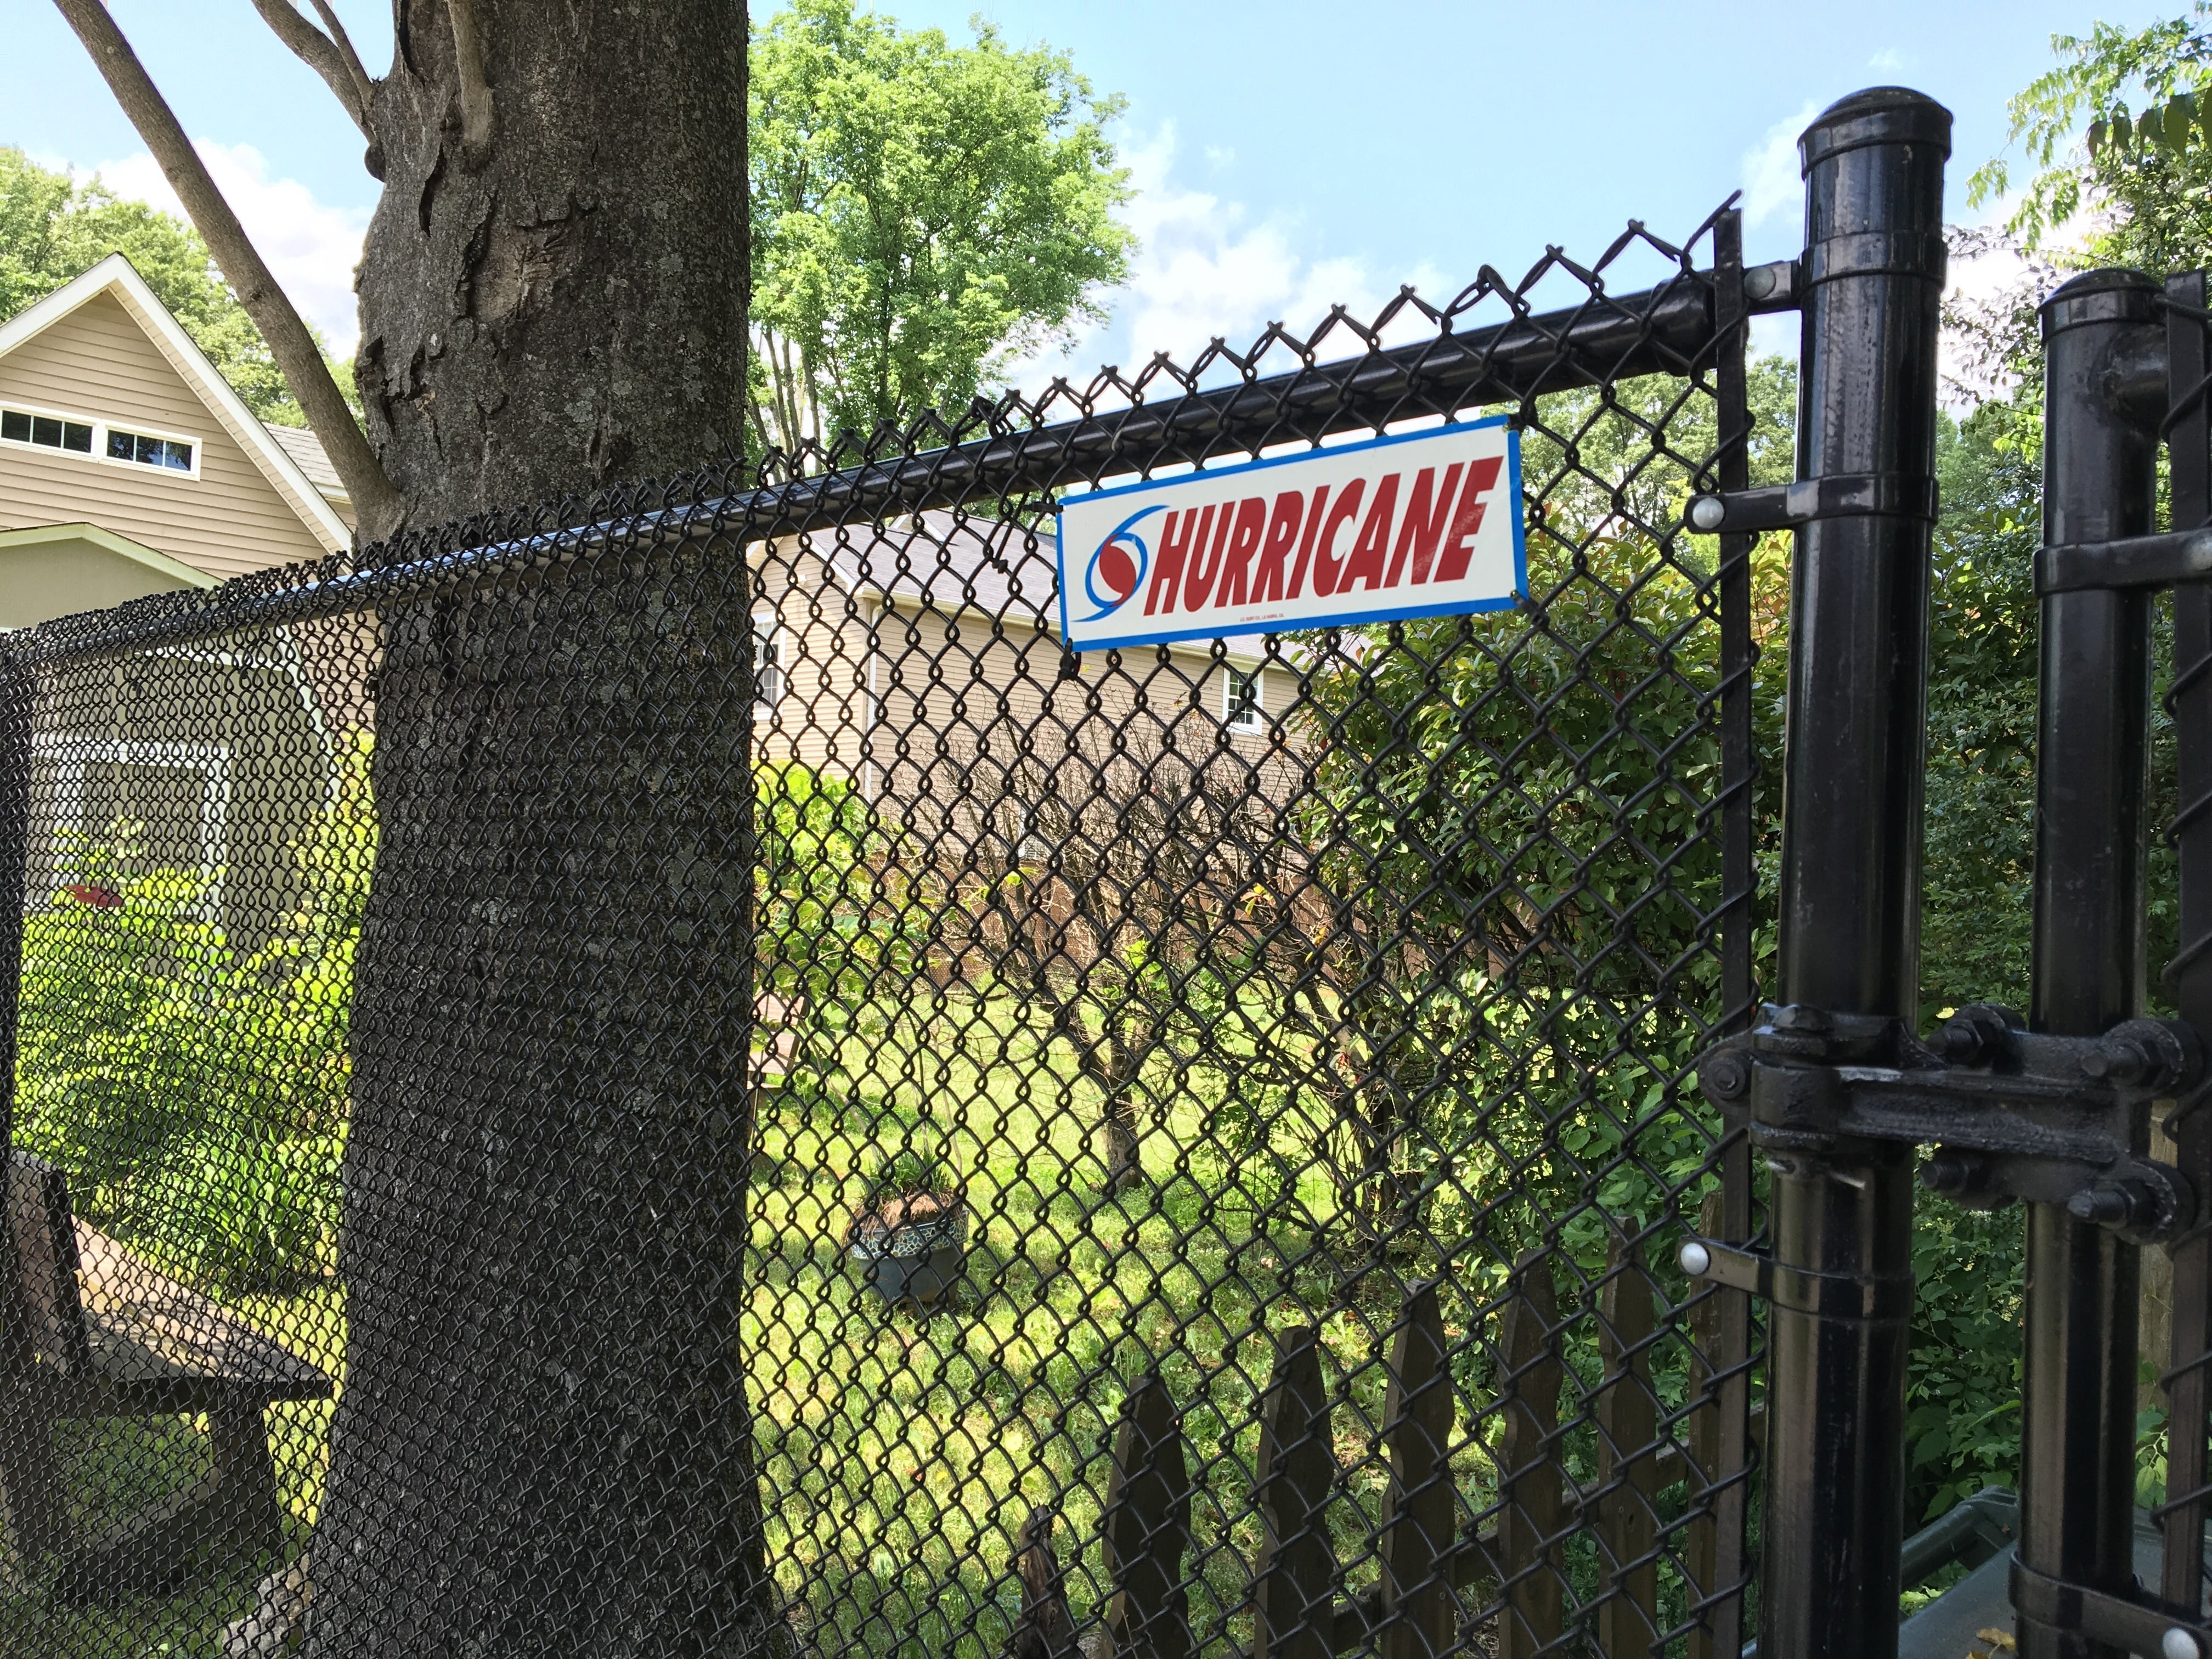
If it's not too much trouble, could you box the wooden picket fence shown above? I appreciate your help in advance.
[1005,1202,1749,1659]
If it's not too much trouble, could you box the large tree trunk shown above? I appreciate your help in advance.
[307,6,766,1655]
[356,0,750,527]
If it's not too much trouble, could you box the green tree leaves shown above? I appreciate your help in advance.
[0,146,353,427]
[747,0,1134,453]
[1968,7,2212,272]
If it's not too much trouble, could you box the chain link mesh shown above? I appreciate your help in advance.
[0,208,1759,1658]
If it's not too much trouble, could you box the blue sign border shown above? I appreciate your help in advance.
[1054,413,1526,650]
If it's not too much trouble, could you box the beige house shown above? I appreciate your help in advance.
[0,252,353,630]
[1,255,357,943]
[752,511,1308,860]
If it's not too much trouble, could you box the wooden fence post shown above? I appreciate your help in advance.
[1253,1328,1336,1659]
[1008,1506,1076,1659]
[1103,1373,1192,1659]
[1379,1282,1454,1659]
[1596,1226,1659,1658]
[1495,1250,1563,1659]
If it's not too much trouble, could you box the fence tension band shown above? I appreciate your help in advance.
[2010,1553,2209,1659]
[1683,472,1938,536]
[2038,526,2212,594]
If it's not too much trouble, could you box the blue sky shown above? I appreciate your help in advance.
[2,1,2172,374]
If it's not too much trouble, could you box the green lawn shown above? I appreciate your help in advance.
[2,983,1726,1658]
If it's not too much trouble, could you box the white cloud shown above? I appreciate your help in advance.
[93,142,368,352]
[1742,102,1819,228]
[1869,48,1906,73]
[1009,122,1444,395]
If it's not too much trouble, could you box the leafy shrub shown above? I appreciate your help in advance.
[13,731,371,1291]
[754,759,922,1062]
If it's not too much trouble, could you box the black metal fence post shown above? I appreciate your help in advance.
[0,644,26,1155]
[1763,87,1950,1659]
[0,642,48,1559]
[2022,271,2165,1659]
[2162,268,2212,1623]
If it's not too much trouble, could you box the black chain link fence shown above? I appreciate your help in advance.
[0,207,1761,1658]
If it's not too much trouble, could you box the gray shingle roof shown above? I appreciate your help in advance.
[265,423,347,500]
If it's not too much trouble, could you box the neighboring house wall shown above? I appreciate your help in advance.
[749,526,1307,864]
[0,527,207,629]
[31,640,334,948]
[0,291,337,583]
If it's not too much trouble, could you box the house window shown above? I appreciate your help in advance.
[106,427,194,472]
[0,403,197,477]
[1224,667,1265,733]
[1,408,93,454]
[753,611,786,713]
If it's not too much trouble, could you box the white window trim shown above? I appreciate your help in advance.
[752,608,788,719]
[34,735,232,916]
[0,397,202,481]
[1223,666,1266,734]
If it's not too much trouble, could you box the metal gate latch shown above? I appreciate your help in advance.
[1684,471,1940,535]
[2011,1553,2209,1659]
[1686,1001,2204,1246]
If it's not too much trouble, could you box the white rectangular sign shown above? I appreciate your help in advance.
[1054,415,1523,650]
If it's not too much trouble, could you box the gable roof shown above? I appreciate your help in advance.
[0,521,219,589]
[266,422,348,508]
[0,253,351,551]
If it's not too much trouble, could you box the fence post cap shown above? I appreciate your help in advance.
[1799,87,1954,174]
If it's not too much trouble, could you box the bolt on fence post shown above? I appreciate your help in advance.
[2023,270,2164,1659]
[1765,87,1950,1659]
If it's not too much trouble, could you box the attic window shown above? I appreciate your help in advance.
[0,404,198,478]
[107,427,194,472]
[1,408,93,454]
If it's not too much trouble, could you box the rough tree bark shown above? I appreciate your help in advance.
[325,6,765,1656]
[60,4,764,1655]
[358,0,749,529]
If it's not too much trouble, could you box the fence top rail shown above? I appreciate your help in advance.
[2,241,1734,672]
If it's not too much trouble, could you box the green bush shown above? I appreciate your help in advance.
[754,758,922,1046]
[13,731,371,1291]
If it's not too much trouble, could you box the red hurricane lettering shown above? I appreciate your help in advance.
[1434,456,1505,584]
[1214,497,1269,607]
[1287,485,1329,599]
[1146,504,1209,614]
[1184,497,1235,611]
[1253,490,1306,603]
[1311,479,1365,597]
[1340,472,1401,591]
[1385,463,1465,588]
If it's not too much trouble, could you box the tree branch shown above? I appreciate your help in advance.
[54,0,405,541]
[246,0,371,137]
[304,0,378,121]
[447,0,498,170]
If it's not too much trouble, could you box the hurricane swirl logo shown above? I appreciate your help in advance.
[1078,505,1164,622]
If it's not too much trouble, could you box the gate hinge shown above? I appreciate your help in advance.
[1683,472,1939,536]
[1695,1002,2206,1245]
[2011,1553,2209,1659]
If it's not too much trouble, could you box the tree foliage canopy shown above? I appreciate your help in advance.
[1970,4,2212,272]
[748,0,1135,453]
[0,145,348,427]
